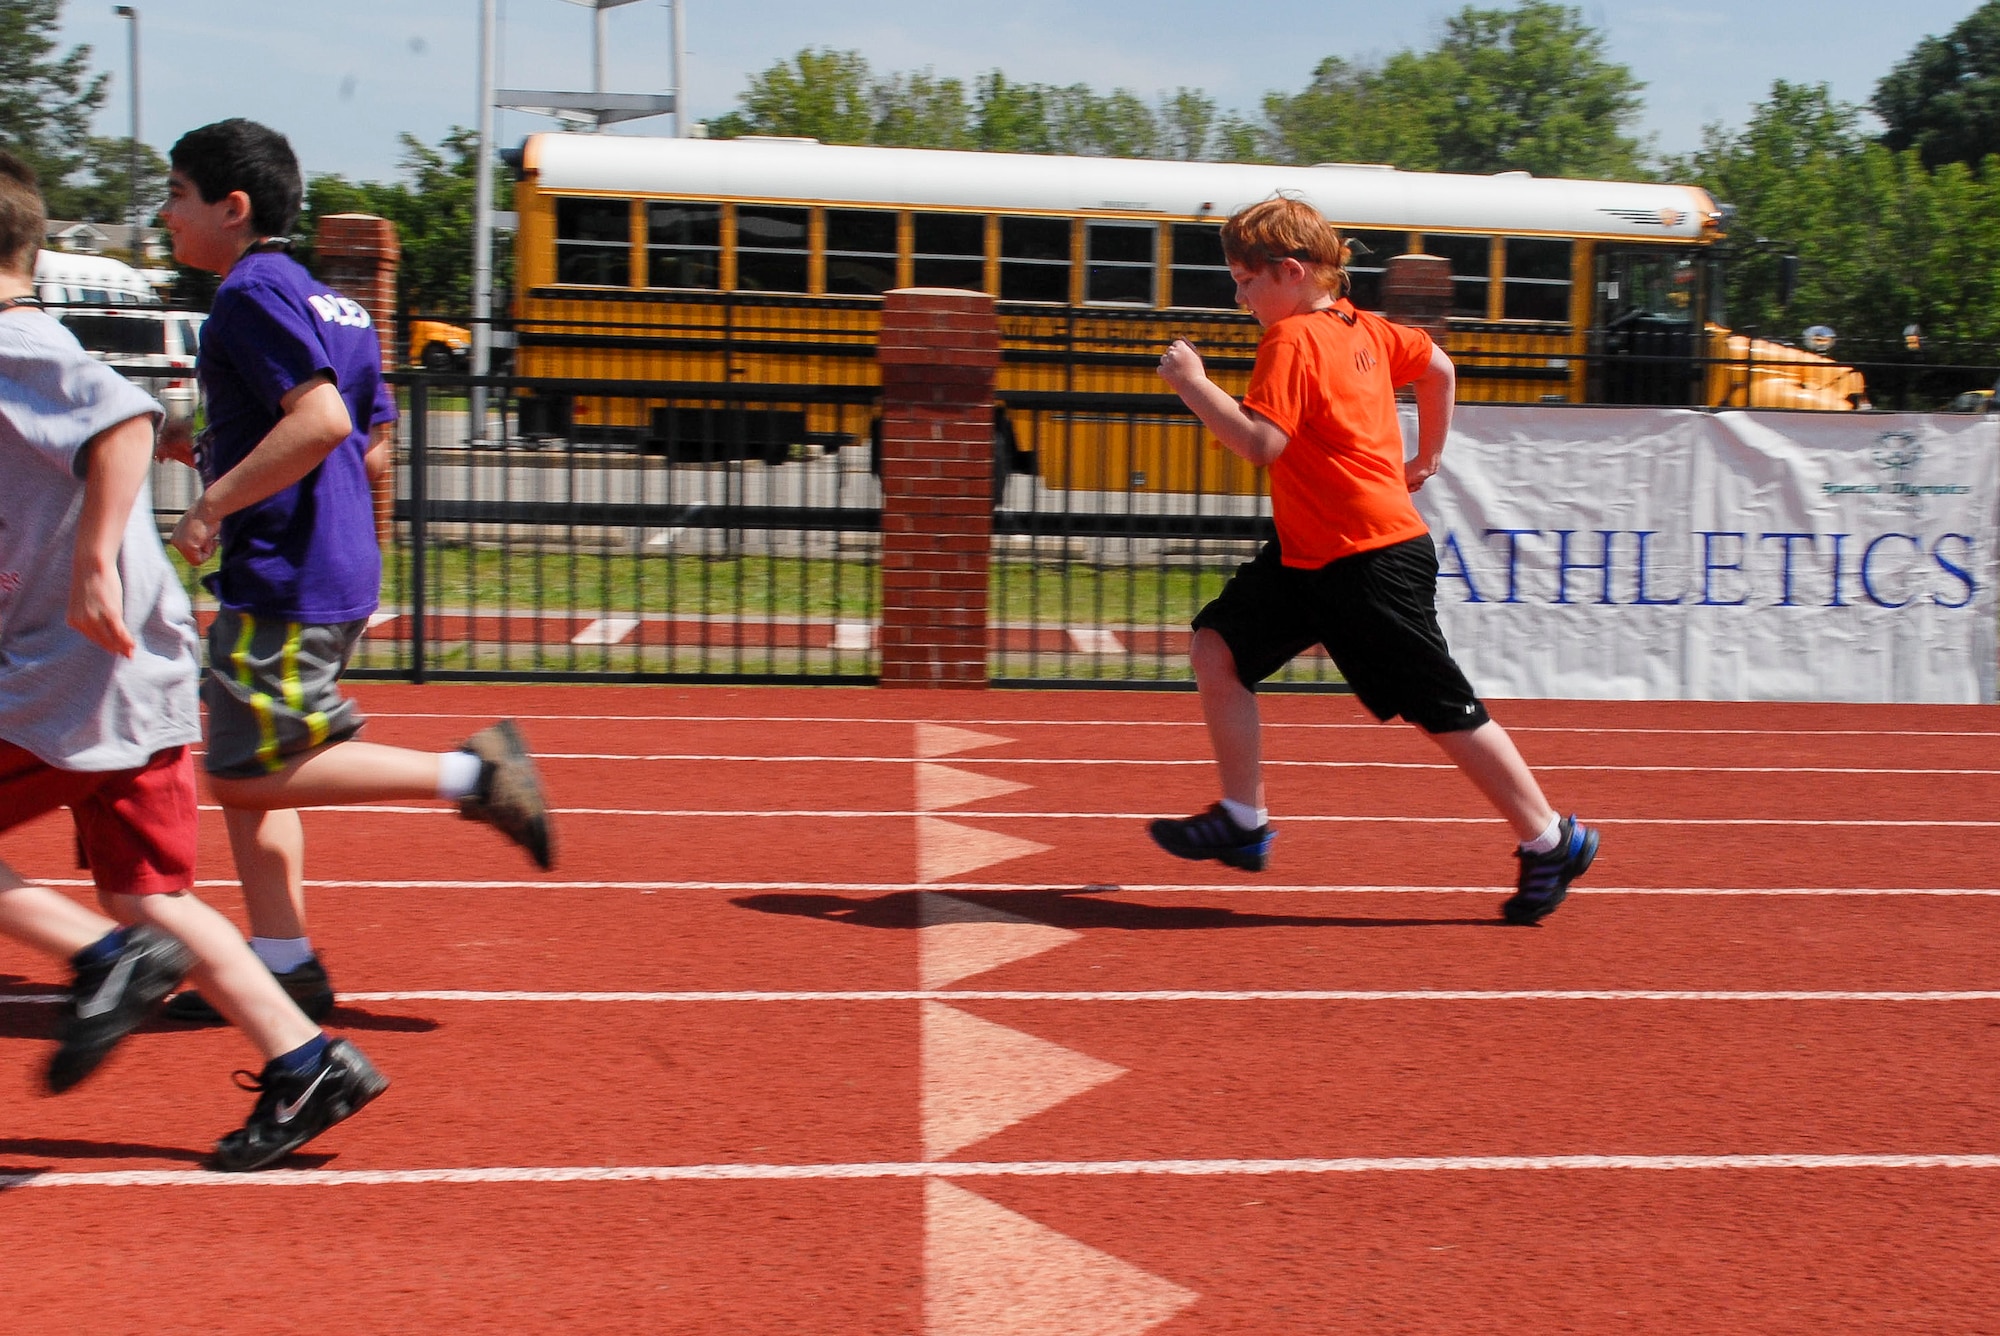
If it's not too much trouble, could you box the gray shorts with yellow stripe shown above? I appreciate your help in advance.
[201,609,367,778]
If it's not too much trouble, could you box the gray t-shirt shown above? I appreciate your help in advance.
[0,308,200,770]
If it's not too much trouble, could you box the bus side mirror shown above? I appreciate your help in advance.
[1777,254,1799,308]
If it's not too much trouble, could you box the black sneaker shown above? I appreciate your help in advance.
[457,720,555,870]
[1148,802,1275,872]
[163,955,335,1026]
[209,1039,388,1172]
[48,926,193,1093]
[1502,816,1600,925]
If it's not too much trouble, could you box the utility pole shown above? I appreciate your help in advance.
[672,0,687,136]
[114,5,140,262]
[472,0,496,441]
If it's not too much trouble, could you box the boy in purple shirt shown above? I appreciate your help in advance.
[155,119,555,1021]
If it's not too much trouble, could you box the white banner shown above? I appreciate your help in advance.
[1412,406,2000,703]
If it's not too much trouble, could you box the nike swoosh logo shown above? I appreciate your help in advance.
[75,952,139,1019]
[275,1066,333,1124]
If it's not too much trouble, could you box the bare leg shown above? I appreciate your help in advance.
[209,740,447,942]
[206,740,443,811]
[1190,627,1263,809]
[221,806,310,940]
[111,890,319,1057]
[1425,720,1558,843]
[0,862,115,959]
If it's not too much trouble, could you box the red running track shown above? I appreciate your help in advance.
[3,685,1999,1334]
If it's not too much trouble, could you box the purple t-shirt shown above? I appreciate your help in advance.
[197,249,396,621]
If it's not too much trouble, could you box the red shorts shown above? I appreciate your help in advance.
[0,741,198,896]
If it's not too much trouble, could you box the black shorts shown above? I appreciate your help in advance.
[1191,535,1491,734]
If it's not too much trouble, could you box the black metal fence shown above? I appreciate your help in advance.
[141,343,1998,689]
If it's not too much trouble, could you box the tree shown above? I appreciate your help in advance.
[1871,1,2000,170]
[0,0,109,216]
[296,128,513,322]
[705,48,876,142]
[62,136,168,229]
[1667,80,2000,353]
[1261,1,1646,179]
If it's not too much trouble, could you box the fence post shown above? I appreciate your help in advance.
[407,377,429,685]
[876,288,1000,688]
[1382,253,1452,345]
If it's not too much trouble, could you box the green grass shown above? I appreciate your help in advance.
[170,542,1346,684]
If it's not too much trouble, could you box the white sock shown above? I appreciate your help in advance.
[436,748,484,800]
[1520,815,1563,855]
[1220,798,1267,831]
[250,936,315,973]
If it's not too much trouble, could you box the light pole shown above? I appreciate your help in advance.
[113,5,140,263]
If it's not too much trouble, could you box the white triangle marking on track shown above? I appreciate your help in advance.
[916,763,1028,812]
[918,817,1051,883]
[922,1001,1124,1160]
[925,1178,1197,1336]
[919,893,1080,989]
[916,724,1011,759]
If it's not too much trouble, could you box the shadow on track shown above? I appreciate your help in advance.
[733,887,1497,931]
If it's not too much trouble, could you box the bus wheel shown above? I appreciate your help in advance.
[420,342,455,373]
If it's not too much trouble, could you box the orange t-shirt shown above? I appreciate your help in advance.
[1238,300,1436,568]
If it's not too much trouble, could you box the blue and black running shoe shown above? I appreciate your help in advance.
[1503,815,1599,925]
[1148,802,1274,872]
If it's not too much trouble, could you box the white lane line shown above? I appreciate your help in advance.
[32,879,2000,897]
[10,1153,2000,1190]
[230,806,2000,828]
[517,754,2000,777]
[11,989,1999,1007]
[356,712,2000,741]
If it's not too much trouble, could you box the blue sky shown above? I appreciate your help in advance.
[54,1,1985,182]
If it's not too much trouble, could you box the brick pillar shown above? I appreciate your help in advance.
[876,288,1000,688]
[1381,253,1452,346]
[316,213,402,549]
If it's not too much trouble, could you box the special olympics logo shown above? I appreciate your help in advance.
[1872,432,1923,473]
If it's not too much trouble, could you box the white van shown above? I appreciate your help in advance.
[33,249,163,306]
[57,308,205,423]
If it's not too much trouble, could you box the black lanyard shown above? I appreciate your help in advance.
[0,294,44,314]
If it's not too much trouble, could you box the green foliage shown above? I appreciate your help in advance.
[296,127,513,320]
[0,0,109,217]
[62,135,168,227]
[1872,1,2000,171]
[1260,1,1646,178]
[1666,80,2000,350]
[704,47,1221,159]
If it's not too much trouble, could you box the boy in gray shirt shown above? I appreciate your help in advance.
[0,149,384,1170]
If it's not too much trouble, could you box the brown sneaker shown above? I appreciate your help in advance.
[457,720,554,869]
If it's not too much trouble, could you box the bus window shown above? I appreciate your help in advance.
[913,213,985,290]
[825,209,898,295]
[1168,223,1234,309]
[1340,229,1401,311]
[1000,216,1071,303]
[735,205,810,293]
[1086,221,1156,306]
[645,202,720,289]
[1503,238,1572,322]
[556,198,630,286]
[1421,234,1491,317]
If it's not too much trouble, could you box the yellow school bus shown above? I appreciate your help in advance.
[505,133,1864,493]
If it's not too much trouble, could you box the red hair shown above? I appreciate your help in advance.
[1219,195,1350,298]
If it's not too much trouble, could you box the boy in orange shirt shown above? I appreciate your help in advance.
[1150,195,1597,924]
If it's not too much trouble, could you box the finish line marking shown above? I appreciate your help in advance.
[8,989,2000,1006]
[359,711,2000,741]
[29,879,2000,896]
[523,753,2000,778]
[9,1153,2000,1190]
[210,807,2000,829]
